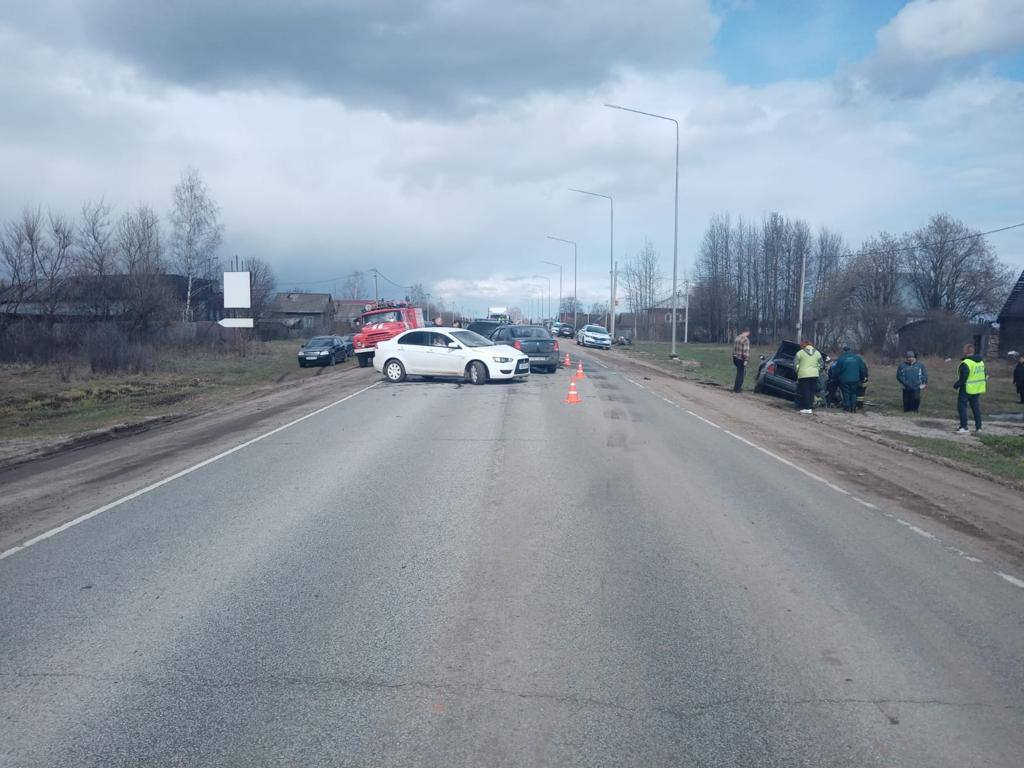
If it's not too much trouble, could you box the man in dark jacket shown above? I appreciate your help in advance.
[1015,354,1024,404]
[896,350,928,413]
[833,345,868,412]
[953,343,986,433]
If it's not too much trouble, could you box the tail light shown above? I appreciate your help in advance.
[767,362,776,375]
[513,340,522,350]
[553,340,559,351]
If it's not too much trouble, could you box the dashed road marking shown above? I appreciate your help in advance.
[0,381,383,561]
[896,519,937,540]
[996,572,1024,589]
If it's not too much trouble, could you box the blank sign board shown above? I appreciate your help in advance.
[224,271,251,309]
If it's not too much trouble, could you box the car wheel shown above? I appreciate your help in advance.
[384,358,406,383]
[328,353,336,366]
[467,361,488,385]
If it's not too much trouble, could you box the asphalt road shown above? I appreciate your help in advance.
[2,353,1022,766]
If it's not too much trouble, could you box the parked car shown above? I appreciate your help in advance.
[556,324,574,338]
[338,334,355,356]
[489,324,560,373]
[576,324,612,349]
[466,319,503,339]
[373,327,530,384]
[298,335,348,367]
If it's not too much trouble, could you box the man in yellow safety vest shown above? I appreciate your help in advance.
[953,343,986,434]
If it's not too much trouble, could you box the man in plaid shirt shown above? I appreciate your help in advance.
[732,328,751,392]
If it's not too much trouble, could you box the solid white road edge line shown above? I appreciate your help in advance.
[996,572,1024,588]
[0,381,383,562]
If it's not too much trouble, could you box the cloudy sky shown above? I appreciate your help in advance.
[2,0,1023,315]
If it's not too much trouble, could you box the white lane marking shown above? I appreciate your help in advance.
[896,519,937,540]
[945,546,984,563]
[0,381,382,561]
[661,396,679,407]
[689,412,721,429]
[592,358,609,369]
[624,377,646,390]
[996,572,1024,589]
[853,497,878,510]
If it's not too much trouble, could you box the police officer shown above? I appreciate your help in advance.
[954,343,986,433]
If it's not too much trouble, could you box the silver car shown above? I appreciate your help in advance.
[576,324,612,349]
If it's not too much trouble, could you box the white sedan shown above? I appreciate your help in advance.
[576,324,612,349]
[373,327,530,384]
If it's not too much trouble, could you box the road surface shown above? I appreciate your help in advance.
[2,353,1022,766]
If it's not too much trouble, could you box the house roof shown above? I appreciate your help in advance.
[271,292,332,314]
[997,270,1024,321]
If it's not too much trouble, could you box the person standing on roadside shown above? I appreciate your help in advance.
[896,350,928,413]
[794,339,823,414]
[732,327,751,393]
[954,343,986,433]
[832,344,868,412]
[1014,354,1024,404]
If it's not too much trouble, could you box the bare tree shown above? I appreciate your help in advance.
[38,212,77,328]
[622,238,663,339]
[907,213,1012,319]
[117,203,173,336]
[342,269,368,299]
[77,199,116,319]
[849,232,906,351]
[243,256,277,322]
[169,167,223,321]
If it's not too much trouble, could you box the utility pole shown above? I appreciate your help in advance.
[684,278,690,344]
[546,236,577,331]
[372,269,379,302]
[542,260,562,323]
[796,246,807,341]
[568,188,614,338]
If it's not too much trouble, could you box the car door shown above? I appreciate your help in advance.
[395,331,431,373]
[428,331,466,375]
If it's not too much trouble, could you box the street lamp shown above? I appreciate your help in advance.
[546,236,578,331]
[532,274,551,320]
[605,102,681,357]
[541,260,562,324]
[569,188,614,338]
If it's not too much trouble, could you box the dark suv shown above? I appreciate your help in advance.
[466,319,504,339]
[489,325,560,372]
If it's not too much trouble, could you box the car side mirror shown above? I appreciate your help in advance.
[448,342,460,349]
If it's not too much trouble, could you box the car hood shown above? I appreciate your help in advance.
[490,344,526,357]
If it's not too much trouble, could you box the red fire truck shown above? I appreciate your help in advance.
[352,300,426,367]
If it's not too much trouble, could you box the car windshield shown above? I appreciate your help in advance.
[585,326,608,334]
[451,330,494,347]
[362,310,403,324]
[305,338,331,347]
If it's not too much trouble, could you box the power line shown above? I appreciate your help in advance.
[840,221,1024,261]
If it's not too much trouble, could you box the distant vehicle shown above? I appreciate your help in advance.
[298,335,348,367]
[373,328,529,384]
[466,319,503,338]
[576,324,612,349]
[338,334,355,356]
[352,300,426,368]
[487,306,510,323]
[489,324,560,373]
[556,324,574,338]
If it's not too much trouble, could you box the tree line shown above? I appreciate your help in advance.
[0,168,277,344]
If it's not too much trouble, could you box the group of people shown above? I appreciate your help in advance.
[731,331,1013,433]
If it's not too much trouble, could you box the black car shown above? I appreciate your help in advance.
[298,335,348,367]
[338,334,355,356]
[489,324,560,372]
[556,324,574,338]
[753,340,801,398]
[466,319,503,338]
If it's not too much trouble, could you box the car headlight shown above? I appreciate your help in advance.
[492,356,511,363]
[318,350,329,355]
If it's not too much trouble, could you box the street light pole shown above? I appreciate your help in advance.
[605,103,680,357]
[547,236,577,331]
[532,275,551,320]
[541,260,562,323]
[568,188,614,338]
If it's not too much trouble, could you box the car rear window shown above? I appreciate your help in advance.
[510,327,550,338]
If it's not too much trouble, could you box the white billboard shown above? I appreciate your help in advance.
[223,271,251,309]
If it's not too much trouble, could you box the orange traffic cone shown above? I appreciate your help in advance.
[564,352,571,367]
[565,379,582,404]
[574,361,585,380]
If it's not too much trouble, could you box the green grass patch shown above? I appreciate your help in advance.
[0,340,354,441]
[618,342,776,388]
[879,430,1024,484]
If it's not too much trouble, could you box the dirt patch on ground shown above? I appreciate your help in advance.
[0,366,379,552]
[595,349,1024,568]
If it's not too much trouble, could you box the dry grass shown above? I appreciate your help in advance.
[0,340,353,441]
